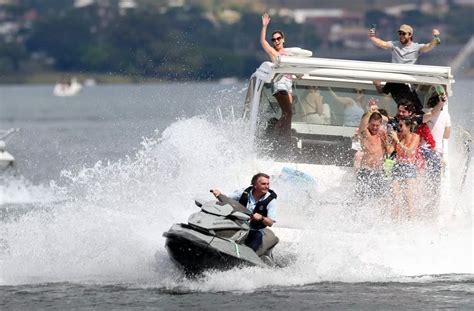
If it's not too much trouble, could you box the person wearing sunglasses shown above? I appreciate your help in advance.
[368,24,441,64]
[386,117,420,220]
[260,13,293,143]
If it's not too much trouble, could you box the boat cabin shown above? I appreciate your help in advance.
[243,56,455,166]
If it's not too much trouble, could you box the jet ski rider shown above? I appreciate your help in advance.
[211,173,277,252]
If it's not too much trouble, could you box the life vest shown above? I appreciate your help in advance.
[238,186,277,230]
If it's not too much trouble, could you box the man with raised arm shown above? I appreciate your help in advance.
[211,173,278,253]
[355,109,388,200]
[369,24,440,64]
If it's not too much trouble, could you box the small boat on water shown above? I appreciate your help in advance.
[218,77,239,85]
[53,77,82,97]
[0,128,18,170]
[84,78,97,87]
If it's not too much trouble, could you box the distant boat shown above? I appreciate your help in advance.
[84,78,97,87]
[53,77,82,97]
[218,77,239,85]
[0,128,18,170]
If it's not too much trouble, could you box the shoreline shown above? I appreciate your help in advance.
[2,48,473,85]
[2,71,472,85]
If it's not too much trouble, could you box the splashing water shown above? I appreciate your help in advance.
[0,113,472,290]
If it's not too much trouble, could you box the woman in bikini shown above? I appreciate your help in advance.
[388,117,420,220]
[260,13,293,143]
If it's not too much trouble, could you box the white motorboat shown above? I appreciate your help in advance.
[0,128,18,170]
[241,55,471,207]
[53,77,82,97]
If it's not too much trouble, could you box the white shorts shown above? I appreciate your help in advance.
[273,76,292,95]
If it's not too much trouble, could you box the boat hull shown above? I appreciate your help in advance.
[0,151,15,170]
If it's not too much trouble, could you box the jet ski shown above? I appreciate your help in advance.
[163,195,279,275]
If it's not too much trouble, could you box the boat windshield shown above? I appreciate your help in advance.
[258,82,438,130]
[254,81,443,166]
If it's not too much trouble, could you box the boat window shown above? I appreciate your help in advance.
[258,83,399,129]
[254,81,449,166]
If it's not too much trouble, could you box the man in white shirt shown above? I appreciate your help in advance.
[423,91,451,212]
[369,24,440,64]
[425,93,451,157]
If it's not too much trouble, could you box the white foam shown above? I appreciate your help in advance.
[0,115,472,289]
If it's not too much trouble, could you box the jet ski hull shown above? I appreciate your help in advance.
[163,224,266,274]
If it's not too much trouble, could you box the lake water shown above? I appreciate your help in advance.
[0,81,473,309]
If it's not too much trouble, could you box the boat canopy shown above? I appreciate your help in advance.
[274,56,454,95]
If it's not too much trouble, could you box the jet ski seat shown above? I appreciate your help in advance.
[216,193,279,257]
[256,228,279,256]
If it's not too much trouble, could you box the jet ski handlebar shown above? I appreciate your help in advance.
[210,191,252,216]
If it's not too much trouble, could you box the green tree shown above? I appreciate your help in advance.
[0,41,27,72]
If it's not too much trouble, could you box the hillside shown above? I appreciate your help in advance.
[0,0,472,82]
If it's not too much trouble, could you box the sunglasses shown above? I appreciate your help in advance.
[398,31,409,36]
[271,36,282,42]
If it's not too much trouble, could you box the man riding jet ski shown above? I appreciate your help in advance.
[163,173,279,274]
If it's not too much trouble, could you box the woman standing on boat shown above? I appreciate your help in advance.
[388,118,420,221]
[260,13,293,142]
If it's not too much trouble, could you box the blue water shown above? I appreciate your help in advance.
[0,82,473,309]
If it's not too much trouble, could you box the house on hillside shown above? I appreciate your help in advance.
[74,0,137,11]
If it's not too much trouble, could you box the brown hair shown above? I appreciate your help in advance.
[427,93,441,108]
[369,111,383,123]
[399,117,415,132]
[398,99,415,114]
[251,173,270,186]
[378,109,388,118]
[271,30,285,39]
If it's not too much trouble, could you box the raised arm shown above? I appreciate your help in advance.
[358,99,385,134]
[358,111,371,136]
[328,87,354,107]
[260,13,279,62]
[422,94,446,123]
[420,29,440,53]
[373,80,384,94]
[368,28,392,49]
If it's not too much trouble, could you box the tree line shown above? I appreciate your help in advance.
[0,3,320,80]
[0,1,472,81]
